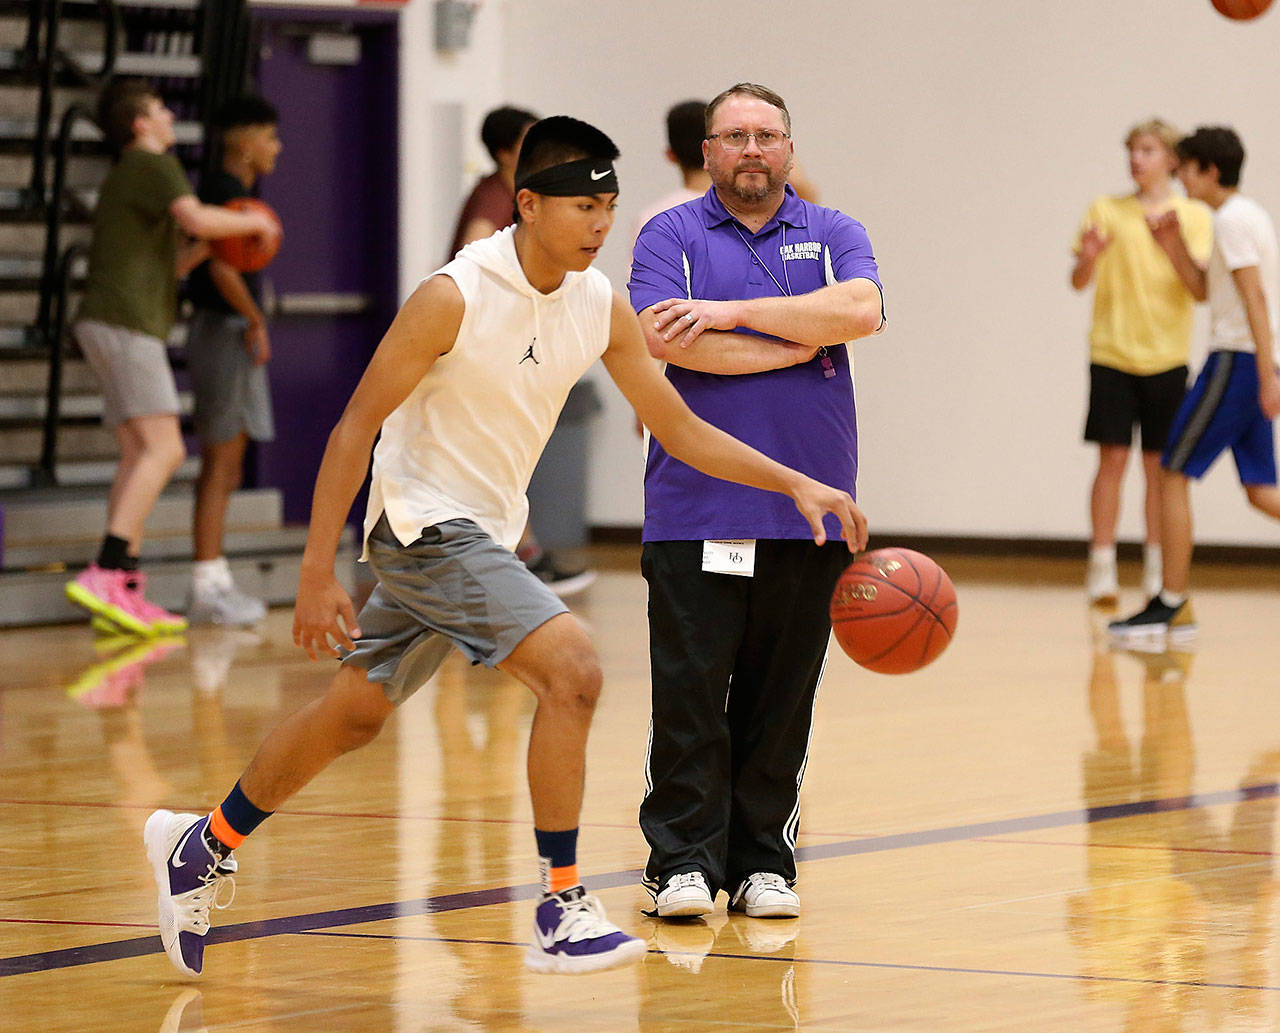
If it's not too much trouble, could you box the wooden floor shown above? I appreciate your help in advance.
[4,548,1280,1032]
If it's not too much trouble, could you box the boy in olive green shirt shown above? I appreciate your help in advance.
[66,79,280,636]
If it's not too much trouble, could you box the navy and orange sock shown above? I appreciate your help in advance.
[535,827,579,896]
[205,780,273,858]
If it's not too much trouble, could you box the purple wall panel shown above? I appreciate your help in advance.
[250,11,400,524]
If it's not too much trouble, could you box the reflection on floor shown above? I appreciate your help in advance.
[2,550,1280,1032]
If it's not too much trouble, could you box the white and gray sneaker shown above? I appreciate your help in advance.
[187,582,267,626]
[728,873,800,919]
[655,870,714,918]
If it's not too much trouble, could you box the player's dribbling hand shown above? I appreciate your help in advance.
[792,478,868,552]
[293,569,361,661]
[652,298,741,347]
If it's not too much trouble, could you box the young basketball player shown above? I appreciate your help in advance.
[143,116,868,978]
[1110,126,1280,642]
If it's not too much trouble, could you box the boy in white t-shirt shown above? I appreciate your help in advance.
[1111,126,1280,642]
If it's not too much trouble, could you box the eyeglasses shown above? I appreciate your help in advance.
[705,129,790,153]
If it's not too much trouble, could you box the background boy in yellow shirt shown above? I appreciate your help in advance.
[1071,118,1213,604]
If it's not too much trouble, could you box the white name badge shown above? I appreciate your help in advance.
[702,539,756,577]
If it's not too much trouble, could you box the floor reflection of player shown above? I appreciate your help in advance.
[1071,649,1280,1031]
[64,637,184,813]
[431,656,529,1031]
[639,914,804,1032]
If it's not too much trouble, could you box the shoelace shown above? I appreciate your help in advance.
[666,872,706,893]
[746,873,789,893]
[176,859,237,935]
[551,893,618,943]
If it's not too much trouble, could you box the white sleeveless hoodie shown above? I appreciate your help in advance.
[363,226,612,554]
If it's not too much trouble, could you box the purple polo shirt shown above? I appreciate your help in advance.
[629,184,882,542]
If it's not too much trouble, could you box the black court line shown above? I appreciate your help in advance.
[300,929,1280,993]
[2,782,1274,978]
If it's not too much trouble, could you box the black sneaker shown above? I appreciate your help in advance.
[1108,596,1197,644]
[526,553,597,598]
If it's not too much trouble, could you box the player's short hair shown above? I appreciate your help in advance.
[1178,126,1245,188]
[666,100,706,172]
[513,116,620,187]
[512,116,620,223]
[1124,118,1181,157]
[481,106,538,161]
[704,83,791,136]
[96,78,160,154]
[214,94,279,133]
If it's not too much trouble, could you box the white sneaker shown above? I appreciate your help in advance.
[728,872,800,918]
[187,581,267,626]
[655,871,714,918]
[1086,557,1119,605]
[524,886,646,974]
[143,811,237,977]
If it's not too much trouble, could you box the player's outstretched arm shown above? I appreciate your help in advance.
[651,277,883,352]
[293,275,462,659]
[603,293,867,551]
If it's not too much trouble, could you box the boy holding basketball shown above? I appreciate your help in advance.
[1111,126,1280,643]
[66,80,281,636]
[143,116,868,978]
[184,95,283,625]
[628,84,884,921]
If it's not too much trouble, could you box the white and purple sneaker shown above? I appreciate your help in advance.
[524,886,646,974]
[144,811,237,977]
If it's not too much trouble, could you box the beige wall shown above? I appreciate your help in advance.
[409,0,1280,546]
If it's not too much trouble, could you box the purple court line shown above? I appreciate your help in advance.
[299,930,1280,993]
[2,781,1274,978]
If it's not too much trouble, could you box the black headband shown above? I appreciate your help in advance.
[515,157,618,197]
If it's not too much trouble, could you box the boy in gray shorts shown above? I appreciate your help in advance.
[66,79,280,636]
[143,116,867,980]
[184,96,282,625]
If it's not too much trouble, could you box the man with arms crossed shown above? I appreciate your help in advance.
[629,84,885,921]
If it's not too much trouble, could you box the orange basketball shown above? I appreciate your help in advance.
[1210,0,1272,19]
[210,197,282,273]
[829,548,957,675]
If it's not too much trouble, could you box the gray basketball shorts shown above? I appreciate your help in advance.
[74,319,180,429]
[342,514,568,705]
[186,309,275,445]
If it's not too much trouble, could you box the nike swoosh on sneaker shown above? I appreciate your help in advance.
[170,820,201,869]
[534,925,560,950]
[590,168,610,180]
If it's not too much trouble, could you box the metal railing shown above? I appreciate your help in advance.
[27,0,120,214]
[27,0,248,486]
[34,240,86,485]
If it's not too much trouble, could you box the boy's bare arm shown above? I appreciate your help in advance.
[1232,265,1280,419]
[293,275,462,659]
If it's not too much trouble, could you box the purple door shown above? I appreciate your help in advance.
[250,11,400,524]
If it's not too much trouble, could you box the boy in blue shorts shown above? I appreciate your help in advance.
[1110,126,1280,643]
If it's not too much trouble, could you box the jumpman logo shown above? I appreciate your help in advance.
[520,338,540,365]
